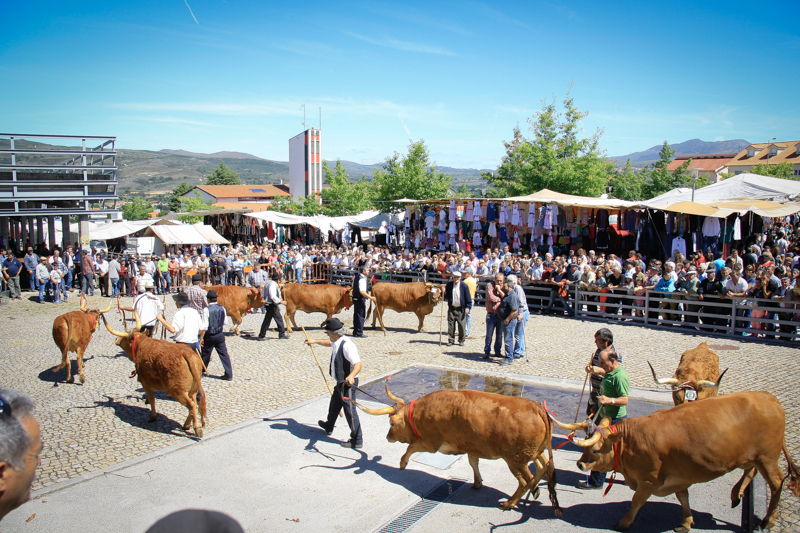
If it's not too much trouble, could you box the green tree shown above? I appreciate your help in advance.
[178,192,217,223]
[205,161,241,185]
[483,91,615,198]
[319,160,375,216]
[270,195,323,216]
[372,140,452,213]
[609,159,646,201]
[168,182,193,212]
[121,196,153,221]
[748,161,795,180]
[450,184,473,198]
[641,141,710,199]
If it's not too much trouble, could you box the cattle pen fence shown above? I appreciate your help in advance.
[313,266,800,346]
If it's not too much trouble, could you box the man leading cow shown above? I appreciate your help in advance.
[351,265,376,338]
[258,272,289,340]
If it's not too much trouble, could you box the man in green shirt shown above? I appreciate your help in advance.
[578,346,629,490]
[157,254,170,295]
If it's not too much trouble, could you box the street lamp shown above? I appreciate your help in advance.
[691,170,698,202]
[767,137,776,167]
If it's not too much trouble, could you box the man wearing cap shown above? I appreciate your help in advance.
[351,265,376,338]
[158,292,204,352]
[258,272,289,340]
[676,267,700,326]
[2,250,23,300]
[184,273,209,315]
[81,249,95,296]
[121,280,164,337]
[36,257,51,303]
[201,290,233,380]
[306,318,363,449]
[95,254,110,297]
[444,270,472,346]
[23,247,38,293]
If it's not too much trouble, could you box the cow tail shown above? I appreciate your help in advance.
[784,440,800,497]
[543,408,562,516]
[366,299,372,320]
[185,351,207,427]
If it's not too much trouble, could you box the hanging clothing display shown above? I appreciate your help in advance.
[465,202,473,221]
[733,217,742,241]
[473,231,482,246]
[511,204,520,226]
[449,200,456,220]
[527,203,536,228]
[488,222,497,237]
[512,230,521,250]
[448,221,457,235]
[543,205,553,229]
[499,225,508,243]
[486,203,497,222]
[499,201,507,224]
[473,200,483,220]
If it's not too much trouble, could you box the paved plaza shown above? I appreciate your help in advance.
[0,292,798,531]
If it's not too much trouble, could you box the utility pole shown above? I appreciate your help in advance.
[767,137,776,167]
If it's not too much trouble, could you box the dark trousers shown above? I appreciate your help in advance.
[353,299,366,335]
[447,306,466,343]
[259,304,286,336]
[324,378,362,445]
[201,332,232,377]
[589,415,627,486]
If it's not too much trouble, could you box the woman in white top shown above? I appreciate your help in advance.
[197,254,210,284]
[49,265,63,304]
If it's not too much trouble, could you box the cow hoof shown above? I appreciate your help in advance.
[148,415,157,423]
[499,501,513,511]
[195,428,203,438]
[673,527,690,533]
[471,482,482,490]
[183,422,192,430]
[613,523,630,532]
[79,374,85,384]
[532,486,541,500]
[67,376,74,384]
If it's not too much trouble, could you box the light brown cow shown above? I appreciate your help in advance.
[552,392,800,532]
[202,285,266,335]
[367,282,443,335]
[281,283,353,333]
[356,379,561,514]
[102,313,207,438]
[648,342,727,405]
[51,297,112,383]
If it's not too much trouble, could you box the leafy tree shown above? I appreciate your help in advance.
[168,182,193,212]
[483,91,615,198]
[748,162,796,180]
[641,141,710,199]
[320,161,375,216]
[372,140,452,213]
[178,192,217,223]
[205,161,241,185]
[121,196,154,221]
[609,159,646,201]
[450,184,473,198]
[270,195,322,216]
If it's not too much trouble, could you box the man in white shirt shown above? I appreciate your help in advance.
[135,265,154,295]
[121,280,164,337]
[306,317,363,449]
[158,292,204,352]
[95,254,110,297]
[723,268,750,333]
[258,272,289,339]
[292,251,305,284]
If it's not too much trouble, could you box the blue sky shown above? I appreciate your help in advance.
[2,1,799,170]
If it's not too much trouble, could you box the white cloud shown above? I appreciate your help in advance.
[344,32,456,56]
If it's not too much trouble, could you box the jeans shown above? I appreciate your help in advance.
[545,290,573,315]
[52,281,63,302]
[703,236,719,256]
[294,267,303,284]
[160,272,170,293]
[465,304,473,336]
[513,309,529,358]
[38,280,51,302]
[111,278,120,296]
[484,313,503,356]
[503,319,516,361]
[82,273,94,296]
[28,271,37,291]
[589,415,627,486]
[65,268,74,290]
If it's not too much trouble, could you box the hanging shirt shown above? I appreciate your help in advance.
[511,204,520,226]
[702,217,721,237]
[671,236,687,257]
[499,201,508,224]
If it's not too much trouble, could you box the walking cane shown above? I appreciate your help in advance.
[301,326,342,417]
[575,352,596,424]
[438,295,445,346]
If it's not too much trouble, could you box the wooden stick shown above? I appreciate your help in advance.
[575,352,596,424]
[301,326,342,417]
[438,296,445,346]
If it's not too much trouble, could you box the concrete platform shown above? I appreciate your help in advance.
[3,375,765,533]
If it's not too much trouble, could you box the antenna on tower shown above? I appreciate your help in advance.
[301,104,306,130]
[319,107,322,130]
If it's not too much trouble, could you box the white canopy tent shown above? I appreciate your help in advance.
[645,174,800,206]
[243,210,404,234]
[142,225,228,246]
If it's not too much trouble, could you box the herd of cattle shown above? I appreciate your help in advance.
[48,282,798,531]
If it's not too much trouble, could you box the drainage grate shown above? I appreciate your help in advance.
[412,452,461,470]
[376,478,468,533]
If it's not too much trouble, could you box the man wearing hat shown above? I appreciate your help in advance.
[462,267,477,338]
[258,271,289,340]
[306,317,363,448]
[185,273,209,315]
[676,267,700,326]
[36,256,51,303]
[444,270,472,346]
[201,290,233,380]
[351,265,376,338]
[121,280,164,337]
[158,292,204,352]
[23,247,38,293]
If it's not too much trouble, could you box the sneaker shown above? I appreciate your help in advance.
[576,481,603,490]
[278,334,290,339]
[340,441,363,449]
[317,421,332,436]
[500,359,513,366]
[220,374,232,381]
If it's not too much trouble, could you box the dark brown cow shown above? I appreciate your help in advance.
[51,297,112,383]
[202,285,266,335]
[648,342,727,405]
[102,313,207,438]
[367,282,443,335]
[552,392,800,532]
[281,283,353,333]
[356,379,561,514]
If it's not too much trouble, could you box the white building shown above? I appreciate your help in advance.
[289,128,322,201]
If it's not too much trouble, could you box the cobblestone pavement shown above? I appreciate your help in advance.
[0,292,797,530]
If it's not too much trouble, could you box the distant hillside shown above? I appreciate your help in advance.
[610,138,751,168]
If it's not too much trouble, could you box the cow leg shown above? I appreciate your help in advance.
[673,489,694,533]
[416,310,425,332]
[468,454,483,490]
[54,346,72,383]
[376,307,387,336]
[500,460,534,510]
[175,390,201,438]
[286,310,297,333]
[230,312,241,335]
[614,486,654,531]
[76,346,87,383]
[399,441,428,470]
[144,387,157,422]
[756,459,786,530]
[731,466,757,508]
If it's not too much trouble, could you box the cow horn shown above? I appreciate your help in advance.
[697,367,728,390]
[353,403,397,416]
[80,295,88,312]
[574,431,602,447]
[98,300,112,314]
[102,315,128,338]
[134,310,142,331]
[648,361,679,386]
[385,377,405,405]
[547,412,590,431]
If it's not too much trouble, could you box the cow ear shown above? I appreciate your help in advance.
[598,417,612,428]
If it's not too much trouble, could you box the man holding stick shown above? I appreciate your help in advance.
[306,318,363,449]
[585,328,620,419]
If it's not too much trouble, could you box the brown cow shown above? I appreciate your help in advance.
[552,392,800,532]
[202,285,266,335]
[367,282,443,335]
[356,379,561,514]
[102,313,207,438]
[51,297,112,383]
[281,283,353,333]
[648,342,727,405]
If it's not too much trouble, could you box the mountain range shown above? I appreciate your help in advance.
[609,138,751,167]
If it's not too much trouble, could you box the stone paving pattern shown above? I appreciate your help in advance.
[0,292,797,530]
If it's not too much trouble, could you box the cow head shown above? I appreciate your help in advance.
[80,295,112,332]
[248,288,267,309]
[549,415,621,473]
[351,378,416,444]
[101,311,150,361]
[648,361,728,405]
[425,283,444,305]
[343,287,354,309]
